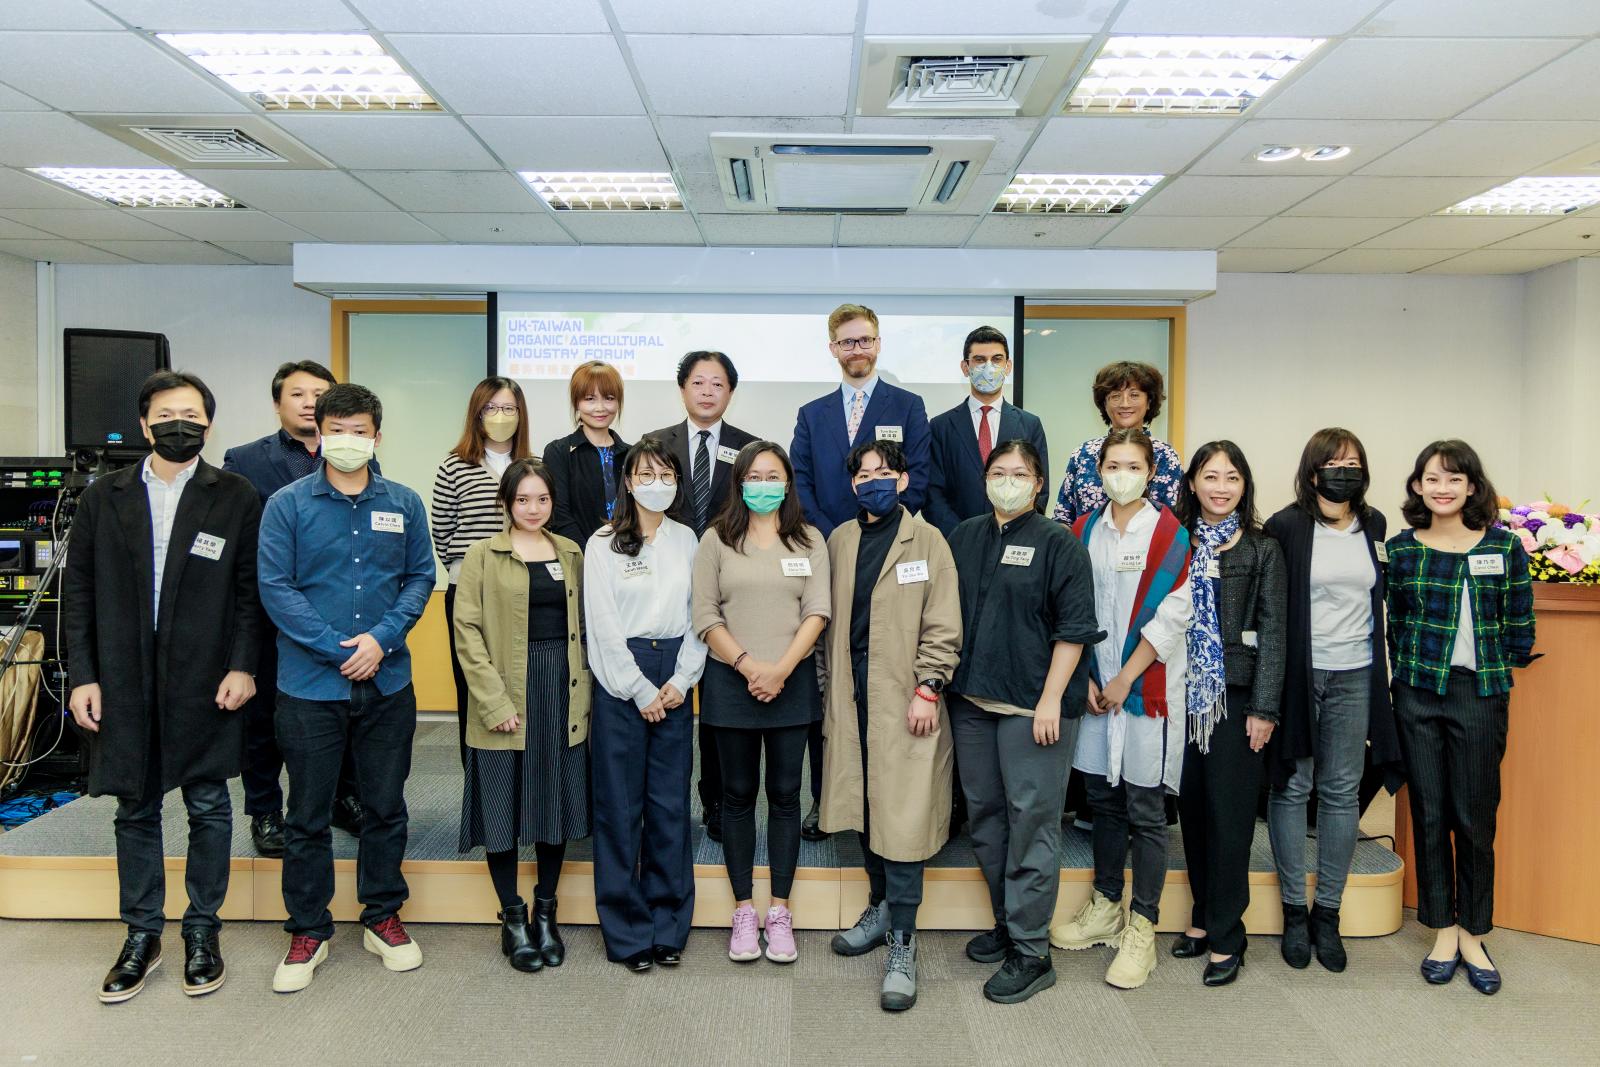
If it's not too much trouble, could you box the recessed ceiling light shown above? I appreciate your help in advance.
[1065,36,1324,115]
[1255,145,1302,163]
[518,172,683,211]
[155,33,437,111]
[1439,177,1600,216]
[994,174,1163,214]
[1304,145,1352,162]
[27,167,240,208]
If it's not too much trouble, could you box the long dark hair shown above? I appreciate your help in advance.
[709,441,813,553]
[1177,440,1260,534]
[452,376,530,466]
[1401,439,1499,531]
[496,457,554,532]
[608,438,683,558]
[1294,427,1372,526]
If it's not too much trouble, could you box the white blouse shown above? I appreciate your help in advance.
[583,516,708,709]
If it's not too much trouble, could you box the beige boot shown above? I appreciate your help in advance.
[1050,891,1126,950]
[1105,913,1157,989]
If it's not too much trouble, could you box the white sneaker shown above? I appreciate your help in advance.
[363,916,423,972]
[273,936,328,993]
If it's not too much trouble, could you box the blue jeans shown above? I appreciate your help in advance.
[1268,666,1369,908]
[114,773,231,936]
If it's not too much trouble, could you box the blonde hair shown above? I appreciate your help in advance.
[568,360,624,421]
[828,303,879,341]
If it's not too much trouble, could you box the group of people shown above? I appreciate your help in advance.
[63,302,1536,1013]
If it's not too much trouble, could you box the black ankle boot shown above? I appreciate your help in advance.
[499,901,541,972]
[1281,903,1311,969]
[533,895,565,967]
[1310,903,1347,973]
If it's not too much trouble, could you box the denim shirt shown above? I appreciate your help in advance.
[258,463,436,701]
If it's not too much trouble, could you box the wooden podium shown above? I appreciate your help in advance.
[1394,583,1600,945]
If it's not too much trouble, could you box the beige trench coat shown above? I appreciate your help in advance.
[818,508,962,862]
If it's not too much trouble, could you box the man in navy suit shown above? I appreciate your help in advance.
[222,360,366,857]
[925,326,1050,537]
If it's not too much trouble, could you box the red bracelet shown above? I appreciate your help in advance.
[914,686,939,704]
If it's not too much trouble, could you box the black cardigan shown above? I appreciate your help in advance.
[1216,529,1288,723]
[541,427,632,549]
[1262,504,1405,792]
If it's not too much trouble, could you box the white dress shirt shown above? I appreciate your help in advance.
[583,516,709,710]
[966,395,1002,446]
[142,454,198,629]
[685,418,723,482]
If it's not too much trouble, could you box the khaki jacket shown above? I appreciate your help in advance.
[452,531,591,750]
[818,508,962,862]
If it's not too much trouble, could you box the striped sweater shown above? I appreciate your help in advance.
[431,452,510,582]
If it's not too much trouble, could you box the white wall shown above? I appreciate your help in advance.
[0,252,38,455]
[1520,259,1600,511]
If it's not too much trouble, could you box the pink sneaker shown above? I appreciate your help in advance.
[764,905,797,963]
[728,905,761,962]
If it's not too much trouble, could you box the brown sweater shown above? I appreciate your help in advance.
[691,525,831,662]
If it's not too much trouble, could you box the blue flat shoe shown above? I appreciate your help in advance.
[1462,948,1501,995]
[1420,952,1461,985]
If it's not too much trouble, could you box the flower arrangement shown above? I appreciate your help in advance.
[1496,497,1600,585]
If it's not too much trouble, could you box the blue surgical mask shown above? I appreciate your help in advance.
[967,361,1006,395]
[855,477,900,518]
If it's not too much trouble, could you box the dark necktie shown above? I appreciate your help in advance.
[692,430,712,529]
[978,405,994,464]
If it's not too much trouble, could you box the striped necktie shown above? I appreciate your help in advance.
[692,429,712,529]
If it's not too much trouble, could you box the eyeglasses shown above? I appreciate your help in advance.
[481,403,518,416]
[831,336,878,351]
[633,471,676,486]
[985,470,1032,483]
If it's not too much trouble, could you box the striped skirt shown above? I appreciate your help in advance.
[459,638,591,851]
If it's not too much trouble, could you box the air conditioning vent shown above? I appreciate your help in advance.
[75,113,331,169]
[893,56,1031,114]
[127,126,289,164]
[857,37,1091,118]
[711,134,995,213]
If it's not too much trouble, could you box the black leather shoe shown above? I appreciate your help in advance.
[704,802,723,844]
[532,895,565,967]
[1280,903,1311,969]
[1202,950,1245,987]
[652,945,682,966]
[499,901,541,972]
[622,949,654,972]
[1421,952,1461,985]
[1310,903,1347,973]
[182,929,225,996]
[1172,932,1209,958]
[965,923,1012,964]
[100,932,161,1004]
[1462,948,1501,996]
[251,811,286,857]
[330,795,365,835]
[982,949,1056,1005]
[800,801,828,842]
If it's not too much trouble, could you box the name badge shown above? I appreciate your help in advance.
[1469,554,1505,576]
[1375,542,1389,564]
[545,561,565,581]
[190,533,225,560]
[896,560,929,584]
[371,511,404,533]
[782,557,812,578]
[716,445,740,465]
[620,558,652,580]
[1241,630,1259,648]
[874,425,904,443]
[1115,549,1146,572]
[1001,545,1035,567]
[1205,559,1221,579]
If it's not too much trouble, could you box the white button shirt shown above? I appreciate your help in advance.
[141,454,198,629]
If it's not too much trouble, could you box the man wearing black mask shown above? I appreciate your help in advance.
[65,370,263,1003]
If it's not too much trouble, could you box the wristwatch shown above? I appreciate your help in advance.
[917,678,945,695]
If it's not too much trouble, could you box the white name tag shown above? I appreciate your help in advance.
[781,557,812,578]
[896,560,929,584]
[1001,545,1035,567]
[545,561,565,581]
[1375,542,1389,564]
[1241,630,1259,648]
[874,425,904,443]
[716,445,740,465]
[190,533,225,560]
[371,511,404,533]
[1115,549,1147,572]
[620,558,652,580]
[1205,559,1221,579]
[1469,554,1505,576]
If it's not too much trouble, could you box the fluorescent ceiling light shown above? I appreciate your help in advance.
[993,174,1163,214]
[156,33,437,111]
[1255,145,1301,163]
[1440,177,1600,216]
[518,172,683,211]
[27,167,240,208]
[1065,36,1324,115]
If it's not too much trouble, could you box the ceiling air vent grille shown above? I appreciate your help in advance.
[857,37,1091,118]
[893,56,1031,113]
[128,126,290,164]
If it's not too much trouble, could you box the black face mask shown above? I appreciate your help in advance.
[148,418,206,463]
[1317,466,1363,504]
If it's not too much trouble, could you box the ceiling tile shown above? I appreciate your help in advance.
[354,170,541,213]
[1461,40,1600,121]
[0,216,57,239]
[628,36,853,117]
[94,0,363,30]
[1187,118,1433,176]
[462,116,668,170]
[1284,176,1499,217]
[655,115,846,174]
[0,166,113,208]
[1360,0,1599,37]
[0,237,133,262]
[1097,215,1267,248]
[0,82,48,110]
[0,1,119,29]
[85,239,250,264]
[1417,248,1587,274]
[212,240,294,264]
[268,211,445,241]
[391,35,644,116]
[125,208,315,241]
[1359,121,1600,177]
[0,32,248,113]
[194,170,396,211]
[672,170,732,215]
[850,117,1040,175]
[350,0,610,32]
[267,114,500,170]
[1299,248,1457,273]
[1259,38,1573,120]
[1227,216,1406,248]
[1114,0,1379,35]
[837,214,982,247]
[0,208,186,239]
[555,211,704,245]
[696,212,837,247]
[1136,175,1332,217]
[1021,117,1235,175]
[611,0,858,33]
[1217,248,1338,272]
[1358,215,1553,249]
[865,0,1114,34]
[967,214,1121,249]
[0,112,163,167]
[1486,217,1600,251]
[408,211,576,244]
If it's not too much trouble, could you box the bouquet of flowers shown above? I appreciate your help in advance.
[1496,498,1600,585]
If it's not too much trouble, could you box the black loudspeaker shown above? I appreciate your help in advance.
[63,329,171,451]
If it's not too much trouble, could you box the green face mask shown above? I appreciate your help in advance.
[741,481,786,515]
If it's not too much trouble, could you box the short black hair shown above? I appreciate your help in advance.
[963,326,1009,360]
[315,382,383,431]
[1294,427,1373,526]
[1401,439,1499,531]
[676,350,739,392]
[270,360,337,402]
[138,370,215,421]
[847,438,908,476]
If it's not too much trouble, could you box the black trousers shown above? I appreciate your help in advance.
[241,628,362,816]
[715,722,809,900]
[855,695,925,932]
[277,682,416,940]
[1392,672,1509,936]
[443,585,471,768]
[1085,773,1168,924]
[696,687,723,818]
[1178,687,1264,955]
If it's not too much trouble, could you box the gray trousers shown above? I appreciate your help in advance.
[949,694,1077,957]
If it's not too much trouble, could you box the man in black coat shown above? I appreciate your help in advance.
[64,371,262,1004]
[643,351,758,843]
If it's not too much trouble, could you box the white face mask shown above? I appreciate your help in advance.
[321,433,375,473]
[1102,469,1149,506]
[631,481,677,514]
[985,475,1035,515]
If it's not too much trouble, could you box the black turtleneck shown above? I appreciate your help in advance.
[850,506,903,700]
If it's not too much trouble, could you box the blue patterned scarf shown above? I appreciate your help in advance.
[1186,513,1239,752]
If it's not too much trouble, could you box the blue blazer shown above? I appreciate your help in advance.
[222,430,380,505]
[790,379,930,538]
[924,399,1050,538]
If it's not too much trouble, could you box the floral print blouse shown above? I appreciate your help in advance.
[1051,432,1184,526]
